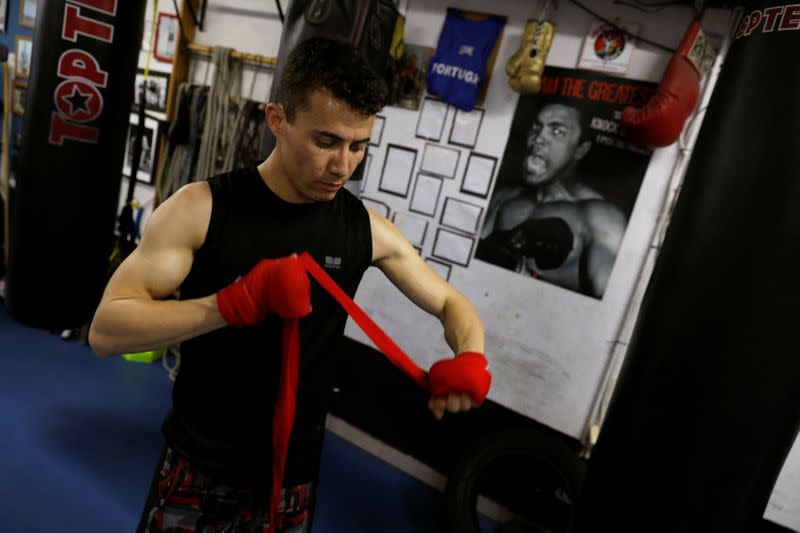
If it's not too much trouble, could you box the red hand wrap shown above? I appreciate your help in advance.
[216,256,311,326]
[427,352,492,406]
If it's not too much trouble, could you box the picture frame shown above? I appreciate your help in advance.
[431,228,475,268]
[14,36,33,79]
[0,0,8,33]
[420,142,461,179]
[378,144,417,198]
[134,70,170,114]
[123,113,161,185]
[409,173,443,217]
[415,97,448,142]
[440,197,484,235]
[448,107,484,149]
[370,115,385,146]
[12,80,27,116]
[460,152,497,199]
[154,12,178,63]
[19,0,36,29]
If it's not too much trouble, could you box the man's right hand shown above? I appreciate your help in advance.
[216,255,312,327]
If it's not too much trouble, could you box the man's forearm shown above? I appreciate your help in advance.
[440,293,485,355]
[89,295,227,357]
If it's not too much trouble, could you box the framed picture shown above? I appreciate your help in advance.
[0,0,8,33]
[378,144,417,198]
[409,173,443,217]
[420,142,460,179]
[12,80,27,116]
[440,197,484,235]
[15,36,32,78]
[460,152,497,199]
[449,107,484,149]
[134,70,170,114]
[432,228,475,268]
[123,113,160,185]
[154,12,178,63]
[370,115,385,146]
[415,97,448,142]
[19,0,36,29]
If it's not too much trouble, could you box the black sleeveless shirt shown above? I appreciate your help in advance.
[164,164,372,487]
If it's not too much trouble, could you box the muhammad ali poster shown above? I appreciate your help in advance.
[475,66,658,300]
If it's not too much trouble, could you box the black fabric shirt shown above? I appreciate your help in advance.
[163,163,372,487]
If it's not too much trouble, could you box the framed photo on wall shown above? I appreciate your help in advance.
[14,36,32,78]
[154,12,178,63]
[12,80,27,116]
[123,114,161,185]
[0,0,8,33]
[19,0,37,28]
[134,70,170,114]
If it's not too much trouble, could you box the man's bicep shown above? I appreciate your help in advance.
[369,210,449,317]
[101,184,210,302]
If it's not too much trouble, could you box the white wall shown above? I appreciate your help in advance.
[146,1,800,529]
[345,0,731,443]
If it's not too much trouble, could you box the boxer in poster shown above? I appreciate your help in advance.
[476,67,657,299]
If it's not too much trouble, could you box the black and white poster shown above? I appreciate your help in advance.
[476,66,658,300]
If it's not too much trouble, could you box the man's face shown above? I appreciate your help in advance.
[277,88,374,202]
[523,104,587,186]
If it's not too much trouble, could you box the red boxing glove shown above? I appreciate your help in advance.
[621,20,714,148]
[216,256,311,326]
[427,352,492,406]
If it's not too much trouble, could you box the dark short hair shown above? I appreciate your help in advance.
[275,37,388,122]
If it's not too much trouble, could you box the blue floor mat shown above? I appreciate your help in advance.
[0,304,495,531]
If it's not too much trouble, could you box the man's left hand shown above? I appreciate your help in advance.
[426,352,491,420]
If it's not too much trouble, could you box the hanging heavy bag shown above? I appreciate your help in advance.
[574,1,800,531]
[6,0,148,330]
[258,0,399,181]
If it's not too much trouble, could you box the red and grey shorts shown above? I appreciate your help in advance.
[137,447,313,532]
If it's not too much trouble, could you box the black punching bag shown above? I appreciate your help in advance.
[575,3,800,532]
[7,0,147,330]
[259,0,399,180]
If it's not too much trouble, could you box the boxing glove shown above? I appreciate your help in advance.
[428,352,491,406]
[502,217,574,270]
[216,256,311,327]
[506,19,556,95]
[621,20,716,148]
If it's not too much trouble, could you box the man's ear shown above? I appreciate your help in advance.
[575,140,591,161]
[265,102,285,136]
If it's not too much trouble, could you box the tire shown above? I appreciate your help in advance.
[444,427,585,533]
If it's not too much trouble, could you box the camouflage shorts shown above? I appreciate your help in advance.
[137,447,313,532]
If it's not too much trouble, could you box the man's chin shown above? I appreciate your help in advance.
[523,173,550,187]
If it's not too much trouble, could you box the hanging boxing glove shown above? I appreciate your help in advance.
[621,20,716,148]
[506,18,556,95]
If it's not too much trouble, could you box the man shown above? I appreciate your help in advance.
[477,101,627,298]
[89,38,489,532]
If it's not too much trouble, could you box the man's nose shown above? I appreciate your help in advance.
[328,147,348,178]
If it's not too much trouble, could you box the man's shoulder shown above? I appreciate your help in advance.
[581,198,627,233]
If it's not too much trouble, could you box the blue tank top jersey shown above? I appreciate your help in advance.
[426,8,504,111]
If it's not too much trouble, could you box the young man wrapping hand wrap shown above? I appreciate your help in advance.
[90,37,490,532]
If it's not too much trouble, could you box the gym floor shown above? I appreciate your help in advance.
[0,301,496,532]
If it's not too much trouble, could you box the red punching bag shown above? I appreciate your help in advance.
[7,0,147,330]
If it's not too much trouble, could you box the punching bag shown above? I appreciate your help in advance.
[575,3,800,531]
[259,0,399,180]
[7,0,147,330]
